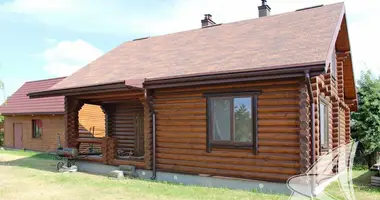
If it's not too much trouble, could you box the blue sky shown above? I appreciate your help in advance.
[0,0,378,103]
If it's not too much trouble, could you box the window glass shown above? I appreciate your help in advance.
[331,51,337,78]
[319,101,329,148]
[234,97,252,142]
[212,98,231,141]
[32,119,42,138]
[210,97,253,143]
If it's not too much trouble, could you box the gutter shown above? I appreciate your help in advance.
[28,81,139,99]
[0,112,65,116]
[144,64,325,89]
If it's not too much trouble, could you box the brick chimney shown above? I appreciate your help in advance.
[201,14,216,28]
[258,0,271,17]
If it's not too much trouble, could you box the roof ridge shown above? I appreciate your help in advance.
[25,76,66,83]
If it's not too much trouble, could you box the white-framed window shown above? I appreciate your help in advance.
[319,99,329,149]
[331,50,337,79]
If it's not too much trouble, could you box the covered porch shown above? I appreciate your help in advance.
[57,81,152,169]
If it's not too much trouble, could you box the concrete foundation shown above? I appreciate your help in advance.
[75,161,292,194]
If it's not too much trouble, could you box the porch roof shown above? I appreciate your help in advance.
[28,79,143,99]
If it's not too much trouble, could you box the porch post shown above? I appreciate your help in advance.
[64,96,84,148]
[101,104,116,137]
[101,104,116,164]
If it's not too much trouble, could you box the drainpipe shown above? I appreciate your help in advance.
[145,89,157,180]
[151,112,157,180]
[305,71,316,196]
[305,71,315,164]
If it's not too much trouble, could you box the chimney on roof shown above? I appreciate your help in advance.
[201,14,216,28]
[258,0,271,17]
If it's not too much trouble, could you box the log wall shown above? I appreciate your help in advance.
[110,103,144,157]
[153,79,302,182]
[77,104,105,153]
[78,104,105,138]
[65,97,83,148]
[310,49,353,176]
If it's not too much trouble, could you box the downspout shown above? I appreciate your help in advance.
[151,112,157,180]
[305,71,315,164]
[305,71,316,196]
[145,89,157,180]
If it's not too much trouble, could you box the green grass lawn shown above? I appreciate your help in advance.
[1,149,380,200]
[324,168,380,200]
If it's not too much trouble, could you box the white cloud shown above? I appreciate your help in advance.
[42,39,103,76]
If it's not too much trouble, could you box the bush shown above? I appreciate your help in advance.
[0,129,3,146]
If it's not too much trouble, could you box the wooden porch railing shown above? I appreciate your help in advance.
[76,136,145,168]
[76,137,116,164]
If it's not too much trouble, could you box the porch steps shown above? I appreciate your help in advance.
[119,165,137,178]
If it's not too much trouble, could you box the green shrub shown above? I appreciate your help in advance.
[0,129,4,146]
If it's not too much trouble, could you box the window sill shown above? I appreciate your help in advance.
[210,142,252,149]
[321,148,331,153]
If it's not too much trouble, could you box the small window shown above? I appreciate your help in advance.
[331,50,337,79]
[32,119,42,138]
[319,100,329,149]
[211,97,253,143]
[205,91,260,154]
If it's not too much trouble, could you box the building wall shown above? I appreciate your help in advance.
[3,115,65,152]
[78,104,106,138]
[77,104,106,153]
[109,103,144,157]
[153,78,302,182]
[311,49,352,177]
[2,104,105,152]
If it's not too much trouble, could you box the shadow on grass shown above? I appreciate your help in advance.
[0,152,59,172]
[352,170,380,193]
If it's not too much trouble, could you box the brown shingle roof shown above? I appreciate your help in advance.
[51,2,344,90]
[0,77,65,115]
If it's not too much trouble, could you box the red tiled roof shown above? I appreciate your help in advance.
[49,3,344,90]
[0,77,66,115]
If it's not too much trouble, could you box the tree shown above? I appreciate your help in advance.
[0,79,4,104]
[0,79,3,94]
[234,104,252,142]
[351,70,380,167]
[0,79,3,123]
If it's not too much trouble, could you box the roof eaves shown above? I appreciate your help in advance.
[144,62,326,89]
[28,80,143,99]
[1,112,65,116]
[325,3,346,69]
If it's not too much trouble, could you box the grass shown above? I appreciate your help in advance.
[1,149,380,200]
[0,148,55,159]
[324,169,380,200]
[0,149,286,200]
